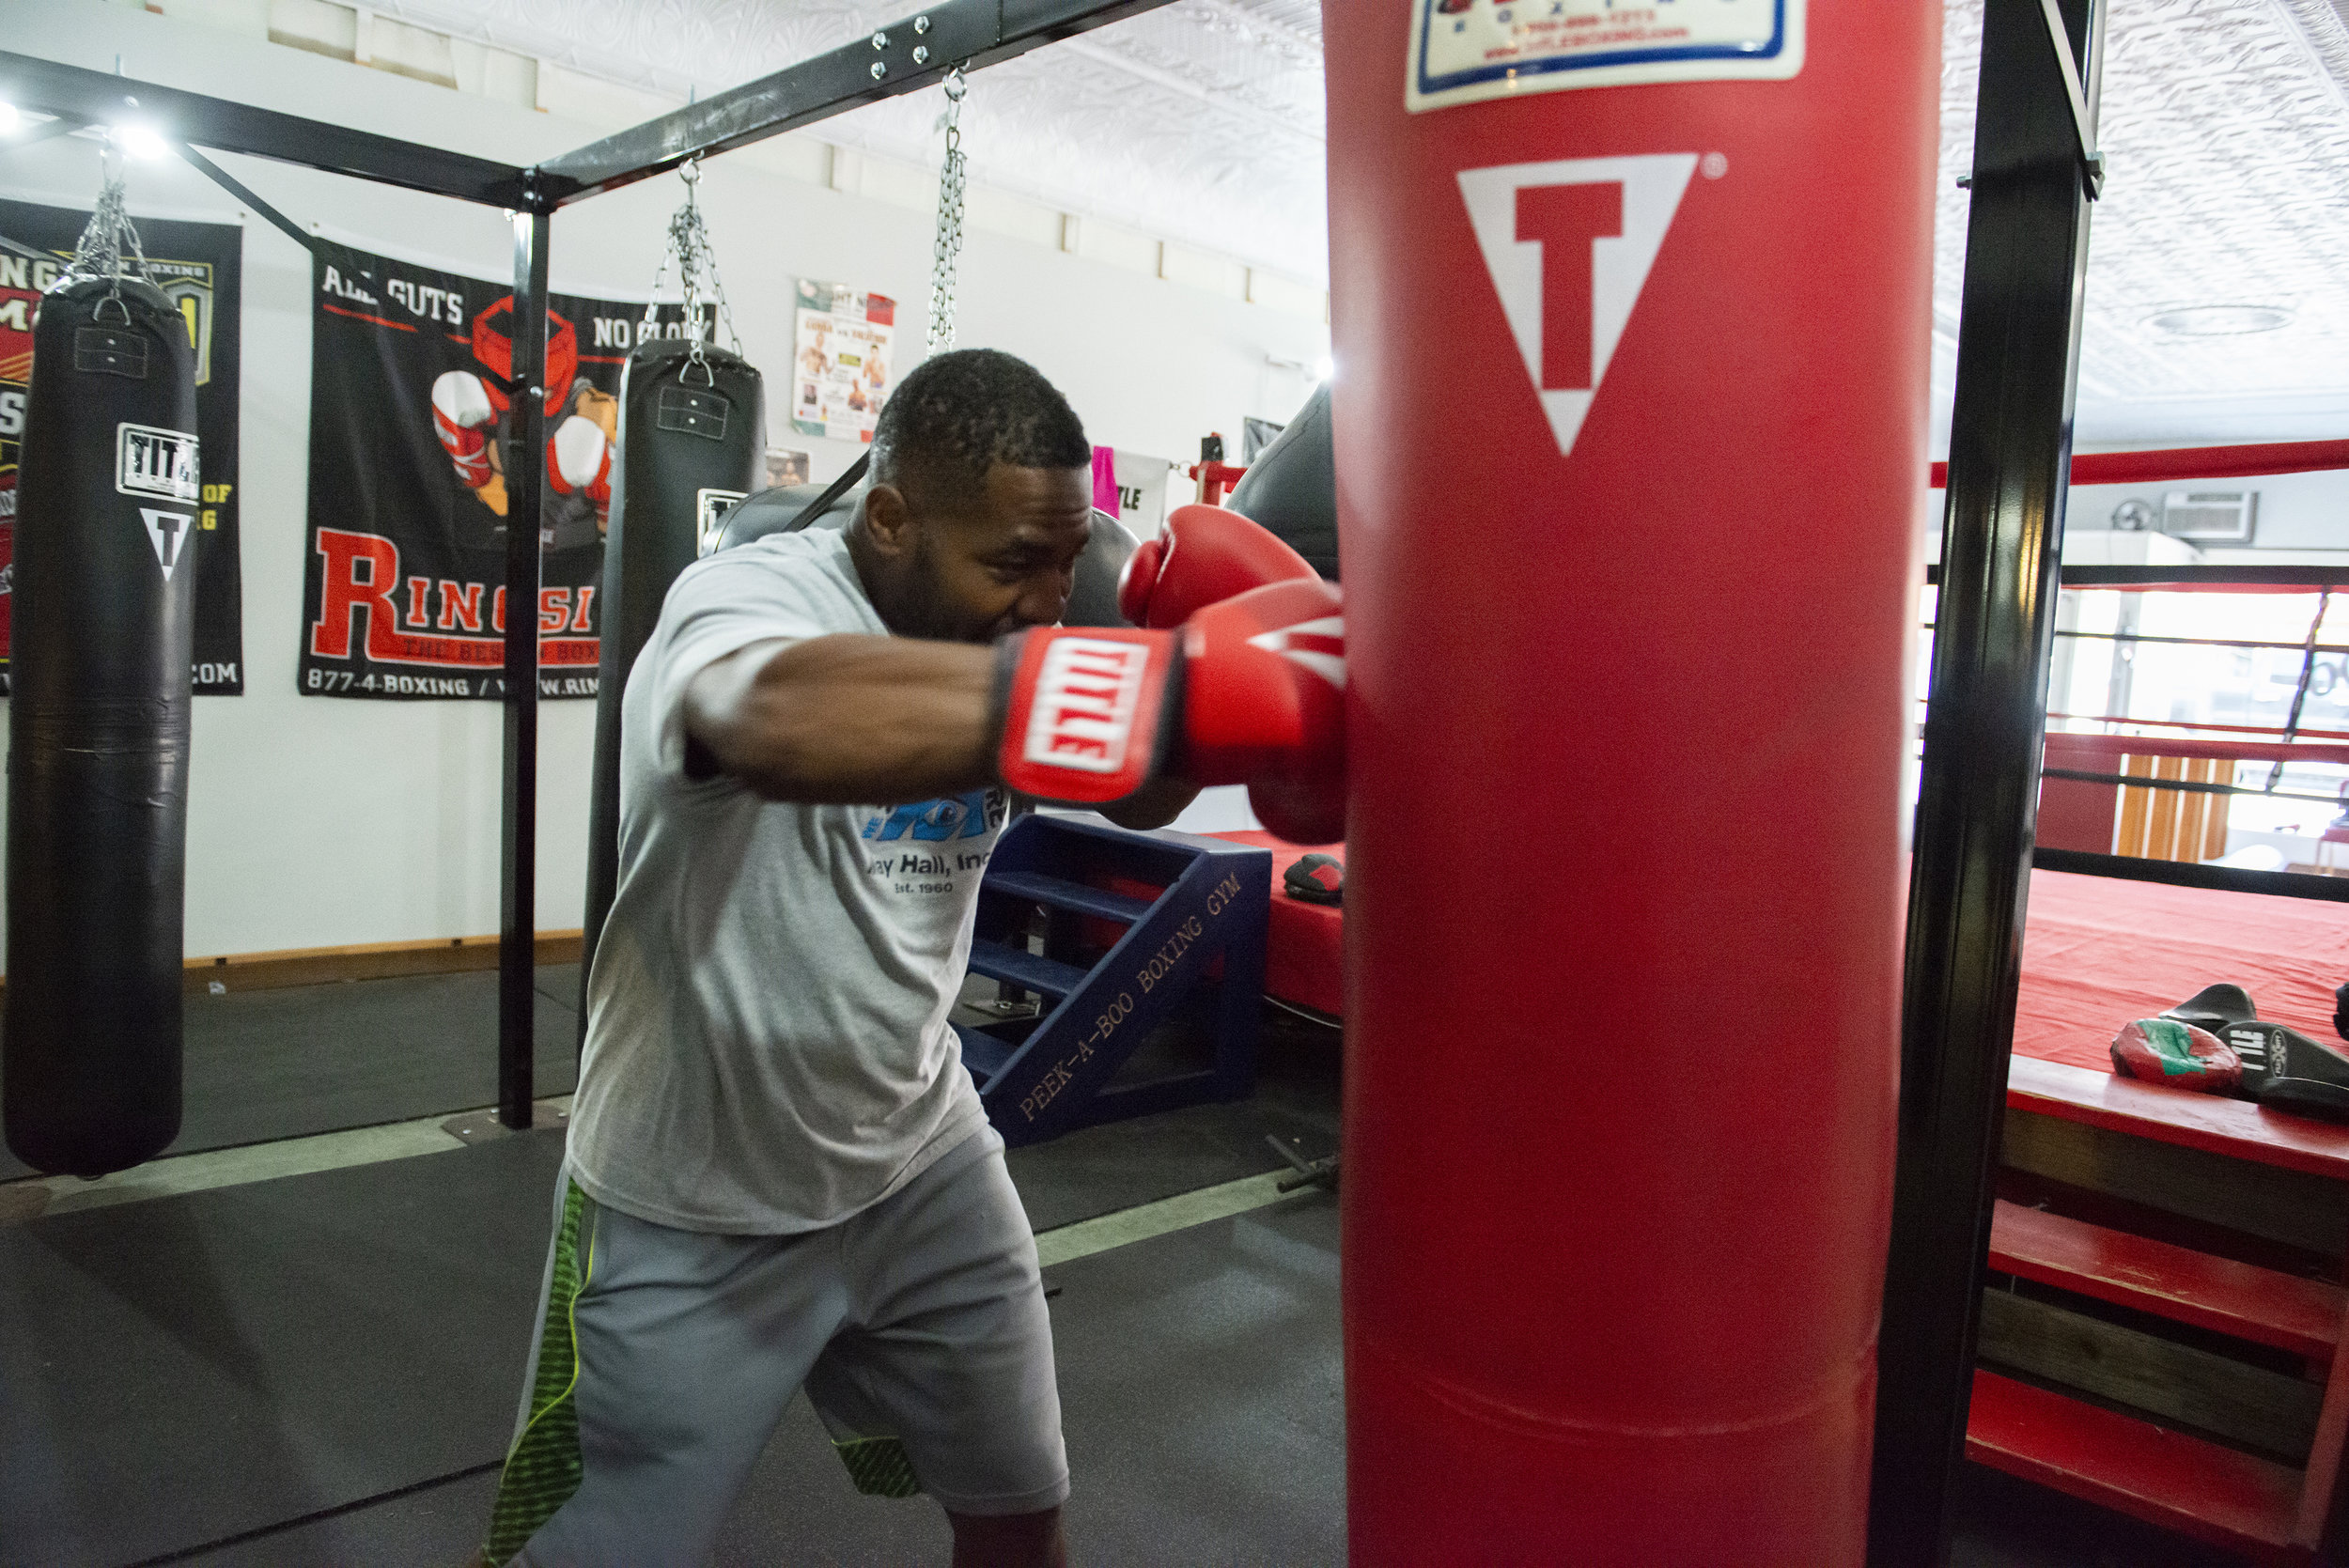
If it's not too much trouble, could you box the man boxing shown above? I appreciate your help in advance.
[474,348,1341,1568]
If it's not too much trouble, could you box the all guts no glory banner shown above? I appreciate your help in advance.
[301,240,698,700]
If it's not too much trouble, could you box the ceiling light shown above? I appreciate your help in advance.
[0,102,18,134]
[2146,305,2294,337]
[113,123,170,161]
[1314,354,1333,383]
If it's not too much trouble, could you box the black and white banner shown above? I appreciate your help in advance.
[300,240,703,701]
[0,200,245,693]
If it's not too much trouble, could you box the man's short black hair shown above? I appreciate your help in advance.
[871,349,1091,510]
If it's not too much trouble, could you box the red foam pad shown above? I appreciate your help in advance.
[1210,830,1343,1017]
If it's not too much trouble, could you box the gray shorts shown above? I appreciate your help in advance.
[481,1125,1067,1567]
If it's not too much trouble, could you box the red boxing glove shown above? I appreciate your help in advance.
[431,370,499,489]
[995,628,1181,804]
[992,579,1346,846]
[548,414,614,509]
[2110,1017,2241,1094]
[1116,504,1319,629]
[1181,578,1346,845]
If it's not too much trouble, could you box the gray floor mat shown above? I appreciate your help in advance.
[0,1129,567,1568]
[0,966,581,1182]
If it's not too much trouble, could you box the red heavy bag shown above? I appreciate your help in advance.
[1327,5,1938,1562]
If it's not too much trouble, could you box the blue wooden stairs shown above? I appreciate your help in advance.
[957,815,1270,1146]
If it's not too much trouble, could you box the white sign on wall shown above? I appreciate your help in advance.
[1408,0,1804,113]
[1110,449,1175,536]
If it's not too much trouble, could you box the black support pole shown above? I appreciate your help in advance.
[498,204,552,1132]
[171,143,316,255]
[1867,1,2105,1561]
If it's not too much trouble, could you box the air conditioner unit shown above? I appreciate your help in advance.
[2160,490,2258,543]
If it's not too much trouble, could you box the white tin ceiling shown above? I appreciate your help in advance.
[381,0,2349,445]
[1939,0,2349,444]
[376,0,1331,282]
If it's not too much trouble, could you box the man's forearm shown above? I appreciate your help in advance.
[688,635,998,803]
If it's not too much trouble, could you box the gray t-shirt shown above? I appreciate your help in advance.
[567,528,1002,1234]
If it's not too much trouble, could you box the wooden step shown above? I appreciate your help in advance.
[983,870,1154,924]
[1991,1199,2346,1360]
[2009,1055,2349,1182]
[950,1022,1017,1079]
[965,940,1089,1001]
[1968,1370,2302,1562]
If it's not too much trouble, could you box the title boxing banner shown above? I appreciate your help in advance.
[301,240,703,701]
[0,200,246,694]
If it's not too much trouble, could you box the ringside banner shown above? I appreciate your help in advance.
[301,239,702,701]
[0,200,245,694]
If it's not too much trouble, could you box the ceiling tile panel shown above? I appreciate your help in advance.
[381,0,1330,281]
[1939,0,2349,441]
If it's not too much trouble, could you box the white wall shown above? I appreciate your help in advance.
[2066,467,2349,561]
[0,0,1330,961]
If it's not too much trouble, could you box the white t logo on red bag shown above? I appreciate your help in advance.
[1457,154,1697,457]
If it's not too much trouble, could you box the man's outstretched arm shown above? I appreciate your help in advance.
[682,634,1199,829]
[685,635,994,804]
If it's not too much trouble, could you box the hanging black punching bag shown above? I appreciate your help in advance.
[579,337,762,1023]
[6,276,199,1176]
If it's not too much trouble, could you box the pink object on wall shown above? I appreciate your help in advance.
[1090,445,1119,518]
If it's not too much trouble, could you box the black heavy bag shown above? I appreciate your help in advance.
[1225,380,1338,580]
[580,338,763,1011]
[6,277,199,1175]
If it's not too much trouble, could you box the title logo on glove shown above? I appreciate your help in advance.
[1021,637,1150,774]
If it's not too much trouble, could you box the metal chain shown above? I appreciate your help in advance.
[926,68,968,357]
[67,135,149,321]
[640,157,741,382]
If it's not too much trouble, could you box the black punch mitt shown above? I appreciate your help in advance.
[1285,853,1344,907]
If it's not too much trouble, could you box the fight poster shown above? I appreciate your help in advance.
[790,279,894,442]
[0,201,245,693]
[301,240,699,700]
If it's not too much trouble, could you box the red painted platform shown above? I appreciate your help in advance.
[1208,831,1343,1017]
[1968,1371,2302,1561]
[1212,847,2349,1073]
[2015,870,2348,1075]
[2009,1055,2349,1181]
[1989,1198,2345,1359]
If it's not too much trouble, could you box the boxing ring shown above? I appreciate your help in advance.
[1228,844,2349,1080]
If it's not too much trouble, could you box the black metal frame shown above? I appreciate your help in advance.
[1929,564,2349,589]
[1870,0,2108,1560]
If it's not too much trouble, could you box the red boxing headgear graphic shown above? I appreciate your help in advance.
[470,295,579,413]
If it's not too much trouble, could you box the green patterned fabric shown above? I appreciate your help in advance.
[483,1182,596,1565]
[833,1435,924,1498]
[2143,1017,2215,1076]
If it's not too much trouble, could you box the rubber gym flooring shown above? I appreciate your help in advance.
[0,966,2259,1566]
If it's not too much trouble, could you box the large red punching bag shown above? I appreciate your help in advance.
[1328,5,1937,1561]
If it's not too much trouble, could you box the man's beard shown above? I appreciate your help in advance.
[893,529,992,644]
